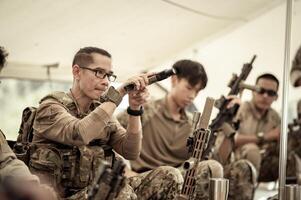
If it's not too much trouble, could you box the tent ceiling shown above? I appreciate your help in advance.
[0,0,283,82]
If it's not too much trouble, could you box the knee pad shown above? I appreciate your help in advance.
[197,160,224,178]
[225,160,257,200]
[232,159,257,185]
[156,166,183,185]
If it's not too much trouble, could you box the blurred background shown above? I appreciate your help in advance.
[2,1,301,198]
[0,0,300,142]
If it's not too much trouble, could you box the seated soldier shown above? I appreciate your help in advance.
[117,59,224,200]
[289,45,301,183]
[291,45,301,118]
[291,45,301,88]
[0,46,57,200]
[234,73,280,182]
[30,46,182,200]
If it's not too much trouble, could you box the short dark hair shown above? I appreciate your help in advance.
[0,46,9,68]
[72,47,111,67]
[292,46,301,70]
[256,73,279,90]
[172,59,208,89]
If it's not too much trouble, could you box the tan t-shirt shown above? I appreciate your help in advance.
[235,101,281,144]
[118,98,192,172]
[32,91,142,160]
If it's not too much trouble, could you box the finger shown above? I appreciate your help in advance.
[138,76,146,89]
[141,74,149,86]
[133,79,140,90]
[226,95,237,100]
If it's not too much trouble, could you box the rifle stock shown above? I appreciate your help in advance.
[177,97,215,200]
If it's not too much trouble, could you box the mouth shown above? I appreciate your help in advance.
[95,87,107,92]
[183,101,192,106]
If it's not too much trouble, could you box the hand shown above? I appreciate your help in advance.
[0,178,58,200]
[264,127,280,141]
[226,95,241,109]
[128,88,150,110]
[117,72,155,96]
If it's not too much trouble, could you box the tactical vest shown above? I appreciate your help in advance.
[13,107,37,165]
[16,92,112,197]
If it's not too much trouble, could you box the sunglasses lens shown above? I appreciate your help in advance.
[258,89,266,95]
[267,90,277,97]
[257,88,277,97]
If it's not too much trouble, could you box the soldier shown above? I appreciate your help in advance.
[291,46,301,88]
[29,46,182,200]
[288,45,301,182]
[234,73,281,182]
[117,59,224,200]
[0,46,57,200]
[291,45,301,117]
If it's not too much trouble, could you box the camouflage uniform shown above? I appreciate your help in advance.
[0,129,39,182]
[30,92,181,200]
[117,98,224,200]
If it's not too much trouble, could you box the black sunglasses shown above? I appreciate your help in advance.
[80,66,117,82]
[257,87,278,97]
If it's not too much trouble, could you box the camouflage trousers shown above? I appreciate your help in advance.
[237,141,299,183]
[116,166,183,200]
[224,159,257,200]
[178,159,224,200]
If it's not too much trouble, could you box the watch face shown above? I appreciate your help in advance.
[258,132,264,137]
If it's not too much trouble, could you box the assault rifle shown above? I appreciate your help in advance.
[88,160,125,200]
[177,97,215,200]
[202,55,258,160]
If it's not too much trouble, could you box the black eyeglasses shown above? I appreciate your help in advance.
[257,87,278,97]
[80,66,117,82]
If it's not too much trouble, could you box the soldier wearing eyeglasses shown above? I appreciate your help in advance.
[234,73,281,182]
[29,47,182,199]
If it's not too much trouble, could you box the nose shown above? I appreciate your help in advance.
[100,75,109,86]
[188,91,197,100]
[262,92,269,98]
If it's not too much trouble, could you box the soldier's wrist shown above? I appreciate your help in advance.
[127,106,144,116]
[102,86,123,107]
[257,132,265,145]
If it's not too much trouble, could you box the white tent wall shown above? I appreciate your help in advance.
[153,1,301,120]
[1,0,301,138]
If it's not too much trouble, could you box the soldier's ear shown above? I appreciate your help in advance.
[72,65,81,80]
[171,75,178,87]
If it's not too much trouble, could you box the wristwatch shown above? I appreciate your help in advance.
[127,106,144,116]
[102,86,123,107]
[257,132,265,145]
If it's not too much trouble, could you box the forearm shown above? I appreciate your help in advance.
[234,134,259,147]
[112,115,142,160]
[35,102,116,146]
